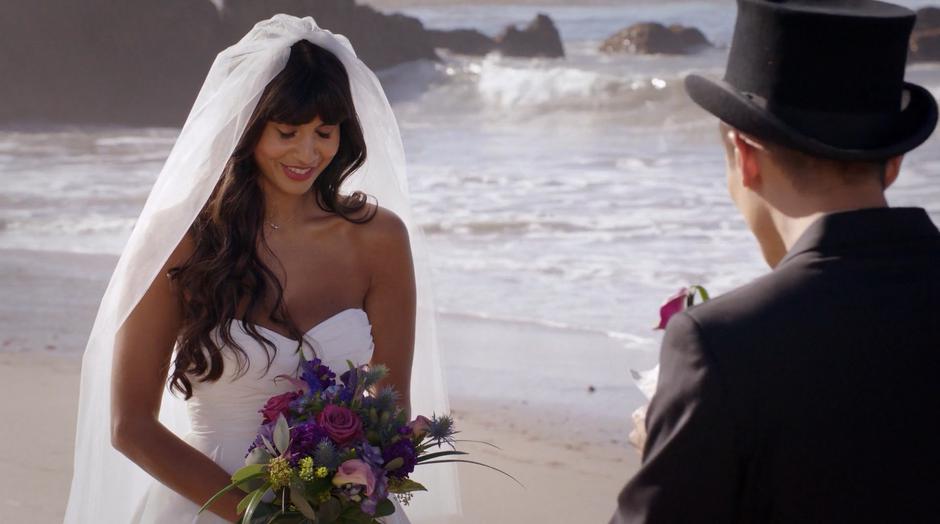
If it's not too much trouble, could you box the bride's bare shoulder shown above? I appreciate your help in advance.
[350,202,410,256]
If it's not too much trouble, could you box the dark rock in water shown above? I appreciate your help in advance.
[428,29,497,56]
[495,14,565,58]
[428,14,565,58]
[0,0,438,126]
[910,7,940,62]
[914,7,940,31]
[600,22,712,55]
[910,28,940,62]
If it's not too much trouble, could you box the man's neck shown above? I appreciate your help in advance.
[772,190,889,253]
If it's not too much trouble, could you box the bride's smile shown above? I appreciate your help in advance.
[282,163,316,180]
[254,118,340,194]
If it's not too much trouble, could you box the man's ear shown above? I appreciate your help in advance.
[883,155,903,189]
[729,130,762,189]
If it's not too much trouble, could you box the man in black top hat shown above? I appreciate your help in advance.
[611,0,940,522]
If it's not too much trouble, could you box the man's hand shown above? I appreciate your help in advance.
[628,403,648,458]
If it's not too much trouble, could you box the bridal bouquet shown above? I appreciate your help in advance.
[199,358,468,523]
[629,285,710,453]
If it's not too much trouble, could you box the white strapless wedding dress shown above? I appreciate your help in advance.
[132,308,410,524]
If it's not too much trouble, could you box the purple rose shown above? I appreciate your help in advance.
[382,438,417,479]
[317,405,363,446]
[259,391,301,424]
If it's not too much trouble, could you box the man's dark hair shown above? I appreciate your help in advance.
[719,122,888,191]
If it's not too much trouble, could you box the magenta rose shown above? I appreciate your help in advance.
[655,286,709,330]
[656,288,689,330]
[259,391,300,424]
[317,405,363,446]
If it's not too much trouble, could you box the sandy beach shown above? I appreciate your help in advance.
[0,248,643,523]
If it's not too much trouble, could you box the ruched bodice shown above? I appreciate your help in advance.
[185,308,375,464]
[133,308,410,524]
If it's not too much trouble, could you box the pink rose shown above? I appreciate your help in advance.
[656,288,689,330]
[259,391,300,424]
[317,405,363,446]
[332,459,376,496]
[407,415,432,439]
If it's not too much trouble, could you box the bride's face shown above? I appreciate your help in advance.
[253,117,340,196]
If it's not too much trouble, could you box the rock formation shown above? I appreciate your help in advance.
[495,14,565,58]
[910,7,940,62]
[427,29,497,56]
[429,14,564,58]
[599,23,712,55]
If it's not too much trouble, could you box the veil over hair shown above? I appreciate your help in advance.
[64,15,459,522]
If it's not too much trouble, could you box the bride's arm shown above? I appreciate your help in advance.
[361,208,417,420]
[110,236,244,523]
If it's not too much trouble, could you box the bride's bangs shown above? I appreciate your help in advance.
[264,41,353,127]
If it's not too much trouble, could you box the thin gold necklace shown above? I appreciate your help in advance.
[266,214,295,231]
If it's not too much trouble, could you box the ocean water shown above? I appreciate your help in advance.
[2,0,940,363]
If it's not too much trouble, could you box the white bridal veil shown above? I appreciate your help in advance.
[64,14,459,522]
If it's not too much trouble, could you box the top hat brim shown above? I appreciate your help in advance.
[685,74,938,161]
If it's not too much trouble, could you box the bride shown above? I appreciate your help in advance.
[64,15,458,523]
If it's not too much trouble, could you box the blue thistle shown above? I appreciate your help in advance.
[313,440,341,470]
[428,414,457,447]
[372,386,399,413]
[361,364,388,390]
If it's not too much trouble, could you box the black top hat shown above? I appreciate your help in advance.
[685,0,938,161]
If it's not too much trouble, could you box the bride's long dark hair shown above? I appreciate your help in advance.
[167,40,374,400]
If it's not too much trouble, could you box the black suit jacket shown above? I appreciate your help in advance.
[612,207,940,523]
